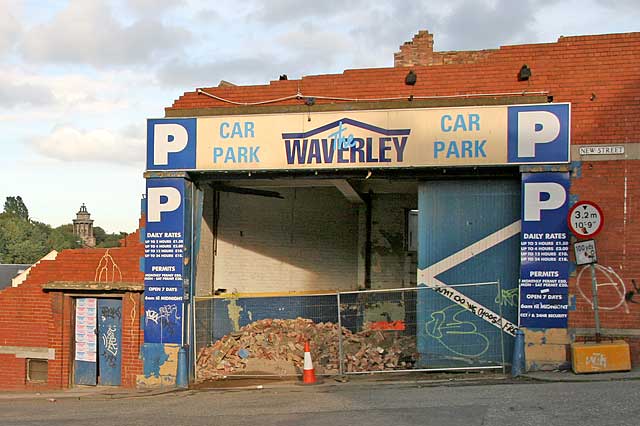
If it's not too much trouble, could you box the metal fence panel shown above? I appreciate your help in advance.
[195,294,340,380]
[194,282,508,381]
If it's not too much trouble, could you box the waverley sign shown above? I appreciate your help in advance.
[147,103,570,171]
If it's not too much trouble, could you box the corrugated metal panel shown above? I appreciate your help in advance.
[417,179,520,368]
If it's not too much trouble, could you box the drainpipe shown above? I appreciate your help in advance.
[365,190,373,290]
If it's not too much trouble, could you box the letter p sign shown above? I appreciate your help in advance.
[148,187,182,222]
[147,118,196,170]
[523,182,566,221]
[522,172,569,223]
[507,104,569,164]
[154,124,188,165]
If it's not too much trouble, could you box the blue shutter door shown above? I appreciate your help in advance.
[417,180,521,368]
[97,299,122,386]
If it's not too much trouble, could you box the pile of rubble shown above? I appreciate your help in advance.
[196,318,416,381]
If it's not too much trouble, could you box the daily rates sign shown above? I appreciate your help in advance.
[147,104,570,171]
[519,172,571,328]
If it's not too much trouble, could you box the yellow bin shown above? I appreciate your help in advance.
[571,340,631,373]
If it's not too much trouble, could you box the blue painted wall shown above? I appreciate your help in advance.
[197,292,418,347]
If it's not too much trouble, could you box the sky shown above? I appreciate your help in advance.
[0,0,638,233]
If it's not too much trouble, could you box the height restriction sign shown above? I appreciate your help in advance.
[568,201,604,237]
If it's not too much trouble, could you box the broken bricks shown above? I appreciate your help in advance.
[196,317,417,381]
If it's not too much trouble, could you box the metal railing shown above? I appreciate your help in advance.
[194,281,509,381]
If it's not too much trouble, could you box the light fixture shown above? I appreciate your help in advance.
[518,64,531,81]
[405,70,417,86]
[305,97,315,106]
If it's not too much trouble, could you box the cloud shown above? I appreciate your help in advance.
[30,125,145,165]
[0,1,21,56]
[0,81,55,108]
[436,0,538,50]
[124,0,186,15]
[247,0,368,24]
[0,65,153,119]
[157,22,364,89]
[157,56,290,88]
[276,26,355,66]
[20,0,191,67]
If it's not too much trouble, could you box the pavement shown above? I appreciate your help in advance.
[1,368,639,401]
[522,367,640,382]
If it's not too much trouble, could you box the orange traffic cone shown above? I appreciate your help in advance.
[302,341,317,384]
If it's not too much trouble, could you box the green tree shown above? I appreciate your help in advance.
[0,213,48,263]
[0,196,125,263]
[48,224,81,251]
[96,229,125,248]
[3,196,29,220]
[93,226,107,245]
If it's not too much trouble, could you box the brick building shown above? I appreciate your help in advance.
[0,223,145,390]
[144,30,639,381]
[2,30,639,390]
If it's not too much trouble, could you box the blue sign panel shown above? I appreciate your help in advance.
[144,178,185,344]
[146,118,197,170]
[507,104,570,164]
[519,172,570,328]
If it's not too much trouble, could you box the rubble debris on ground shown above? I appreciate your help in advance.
[196,318,416,381]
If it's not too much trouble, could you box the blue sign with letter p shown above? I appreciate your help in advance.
[507,104,570,163]
[146,118,197,170]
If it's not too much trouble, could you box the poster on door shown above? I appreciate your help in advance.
[75,298,97,362]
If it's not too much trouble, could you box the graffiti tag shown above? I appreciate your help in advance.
[495,288,519,307]
[101,325,118,368]
[101,306,122,320]
[145,304,181,338]
[576,264,629,313]
[425,304,490,357]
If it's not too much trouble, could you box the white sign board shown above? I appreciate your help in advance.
[579,146,624,156]
[574,239,597,265]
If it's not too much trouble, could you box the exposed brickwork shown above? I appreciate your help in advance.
[167,31,640,366]
[394,30,496,67]
[0,236,144,390]
[567,158,640,359]
[168,32,640,152]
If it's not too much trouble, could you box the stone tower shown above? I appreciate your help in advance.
[73,204,96,247]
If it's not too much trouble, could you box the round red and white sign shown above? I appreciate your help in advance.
[568,201,604,238]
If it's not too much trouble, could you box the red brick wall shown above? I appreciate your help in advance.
[569,159,640,332]
[0,264,55,390]
[169,32,640,149]
[0,241,144,390]
[166,31,640,362]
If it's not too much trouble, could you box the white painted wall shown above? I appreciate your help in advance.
[213,187,359,293]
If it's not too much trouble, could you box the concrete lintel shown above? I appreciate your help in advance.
[331,179,364,204]
[0,346,55,360]
[571,328,640,337]
[165,95,549,118]
[42,281,144,292]
[206,179,336,188]
[143,171,190,179]
[519,164,571,173]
